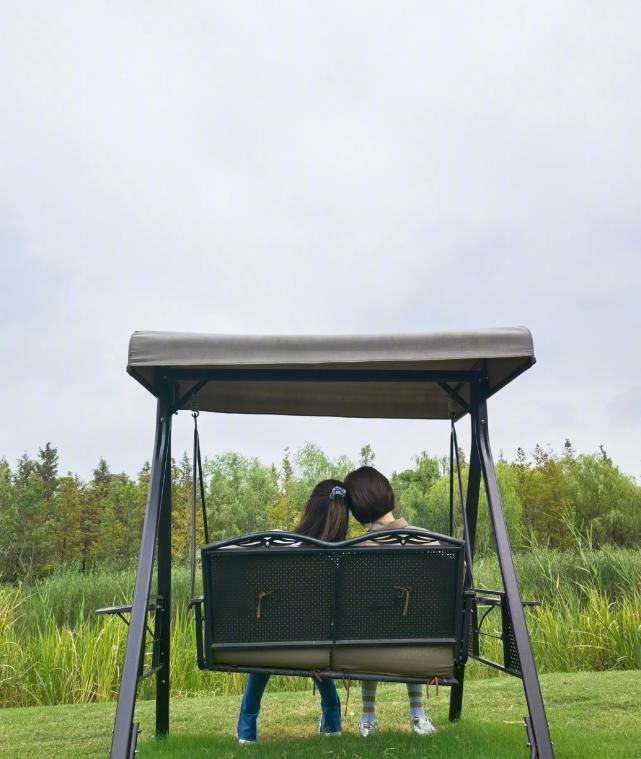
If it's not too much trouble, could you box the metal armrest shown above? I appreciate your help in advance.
[473,588,541,607]
[468,588,541,677]
[95,596,163,625]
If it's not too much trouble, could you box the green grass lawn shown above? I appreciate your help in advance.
[1,671,640,758]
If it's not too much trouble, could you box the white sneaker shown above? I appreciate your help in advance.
[238,738,257,745]
[410,716,437,735]
[358,718,378,737]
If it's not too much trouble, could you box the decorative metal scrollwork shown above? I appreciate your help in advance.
[210,528,461,551]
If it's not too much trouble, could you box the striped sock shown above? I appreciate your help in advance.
[361,682,378,722]
[406,683,425,720]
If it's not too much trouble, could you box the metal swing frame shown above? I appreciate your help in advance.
[103,329,554,758]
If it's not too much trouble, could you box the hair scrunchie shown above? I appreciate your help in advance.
[329,485,347,501]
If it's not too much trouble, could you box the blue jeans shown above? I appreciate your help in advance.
[237,672,341,741]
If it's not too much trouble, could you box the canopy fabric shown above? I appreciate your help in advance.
[127,327,535,419]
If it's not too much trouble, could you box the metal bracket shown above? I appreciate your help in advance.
[96,597,165,679]
[189,596,206,670]
[128,723,140,759]
[469,588,540,677]
[524,715,537,759]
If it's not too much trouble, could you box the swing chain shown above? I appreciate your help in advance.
[189,401,209,602]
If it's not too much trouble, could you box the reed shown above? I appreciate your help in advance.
[1,546,640,707]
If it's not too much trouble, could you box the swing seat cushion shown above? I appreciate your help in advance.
[211,646,331,670]
[210,644,454,678]
[330,644,455,678]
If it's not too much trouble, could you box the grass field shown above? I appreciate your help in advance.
[1,671,639,758]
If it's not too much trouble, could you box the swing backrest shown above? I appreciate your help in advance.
[200,529,466,679]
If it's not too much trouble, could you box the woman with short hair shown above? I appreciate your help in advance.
[345,466,437,738]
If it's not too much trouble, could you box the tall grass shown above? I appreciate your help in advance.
[0,570,316,708]
[1,547,640,708]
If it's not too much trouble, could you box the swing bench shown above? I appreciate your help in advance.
[102,328,554,759]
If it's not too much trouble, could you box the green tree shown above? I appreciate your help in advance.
[392,452,445,528]
[564,450,641,547]
[0,457,15,578]
[78,458,112,570]
[36,443,59,501]
[359,444,375,467]
[55,474,85,564]
[294,443,354,500]
[11,453,52,577]
[267,449,299,530]
[172,454,195,561]
[206,453,279,538]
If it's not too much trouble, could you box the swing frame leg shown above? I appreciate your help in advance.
[155,424,172,737]
[448,664,465,721]
[472,386,554,759]
[110,389,173,759]
[448,409,482,723]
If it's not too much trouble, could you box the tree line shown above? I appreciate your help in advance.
[1,440,640,582]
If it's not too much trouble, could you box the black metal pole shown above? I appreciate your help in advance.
[474,393,554,759]
[452,423,473,588]
[449,426,455,536]
[156,423,172,737]
[449,412,479,722]
[449,405,481,723]
[464,401,482,666]
[110,391,172,759]
[464,382,482,562]
[196,434,209,544]
[448,663,465,722]
[190,415,198,601]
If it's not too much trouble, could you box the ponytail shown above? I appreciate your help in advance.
[321,486,349,541]
[295,479,350,542]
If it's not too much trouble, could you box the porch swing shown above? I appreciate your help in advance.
[188,401,460,674]
[101,328,554,759]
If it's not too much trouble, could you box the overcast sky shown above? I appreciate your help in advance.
[1,3,640,481]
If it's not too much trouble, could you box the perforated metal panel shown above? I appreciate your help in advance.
[469,604,478,656]
[502,602,522,674]
[201,540,465,654]
[335,547,462,642]
[205,550,335,645]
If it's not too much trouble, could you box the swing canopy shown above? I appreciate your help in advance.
[127,327,535,419]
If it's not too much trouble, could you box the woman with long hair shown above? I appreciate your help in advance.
[236,479,349,744]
